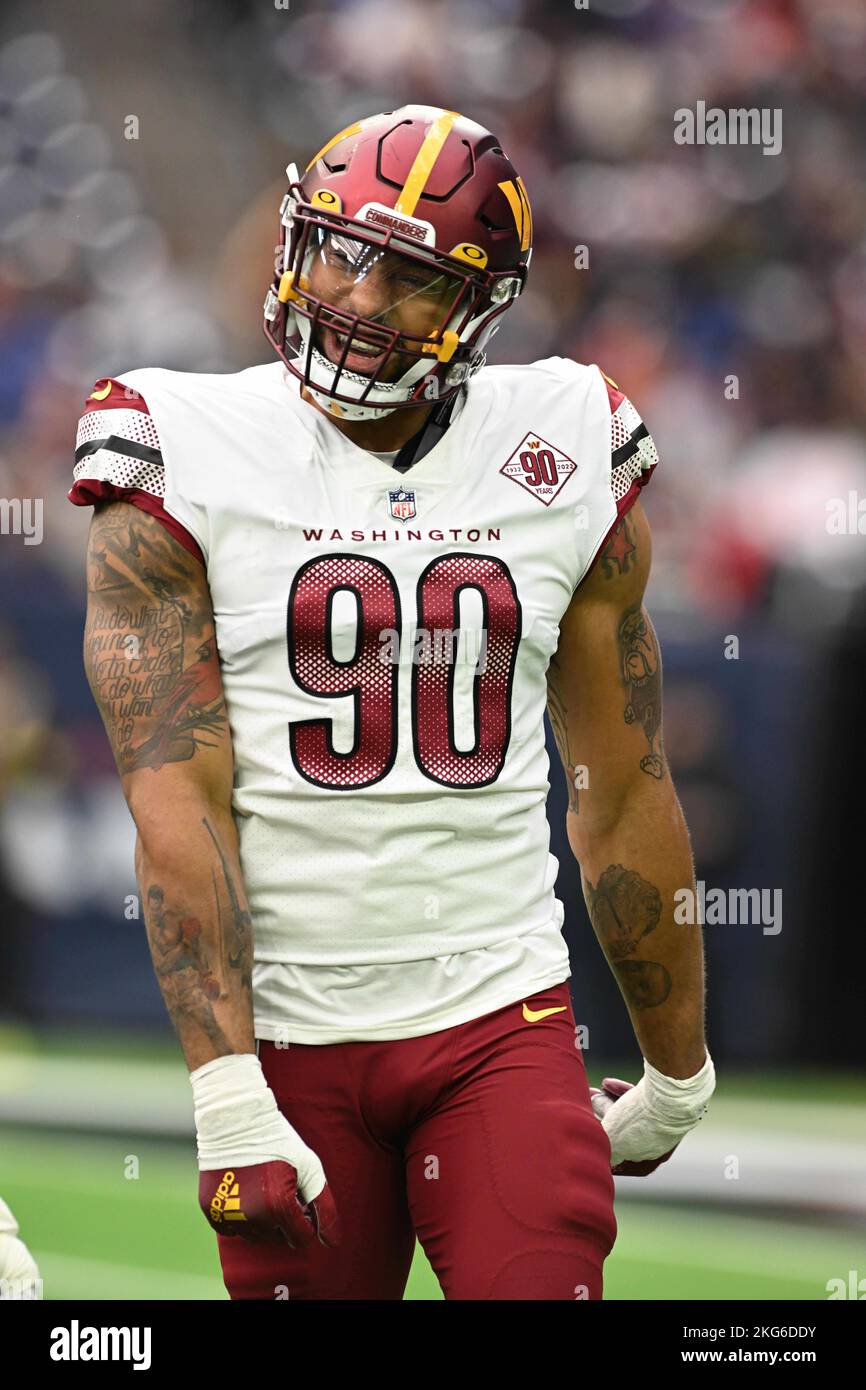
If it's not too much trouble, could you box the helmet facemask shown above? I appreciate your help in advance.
[264,177,526,420]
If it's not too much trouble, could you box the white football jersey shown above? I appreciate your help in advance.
[70,356,658,1042]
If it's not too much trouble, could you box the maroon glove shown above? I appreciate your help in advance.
[589,1077,680,1177]
[199,1162,341,1247]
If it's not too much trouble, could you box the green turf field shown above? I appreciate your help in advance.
[3,1128,862,1300]
[1,1029,863,1300]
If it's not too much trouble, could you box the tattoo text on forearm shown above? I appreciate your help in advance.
[85,506,226,773]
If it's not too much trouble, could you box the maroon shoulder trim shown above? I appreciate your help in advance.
[82,377,151,416]
[67,480,205,566]
[602,372,625,413]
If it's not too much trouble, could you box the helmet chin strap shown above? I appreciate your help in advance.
[292,316,426,420]
[290,310,464,451]
[290,307,488,423]
[304,379,401,421]
[390,387,463,473]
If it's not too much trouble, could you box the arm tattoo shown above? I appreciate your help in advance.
[585,863,671,1009]
[203,816,253,993]
[142,816,253,1051]
[546,651,580,812]
[144,880,230,1053]
[617,601,664,779]
[85,505,226,773]
[599,512,637,578]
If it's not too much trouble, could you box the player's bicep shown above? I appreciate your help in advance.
[546,499,667,828]
[83,500,231,815]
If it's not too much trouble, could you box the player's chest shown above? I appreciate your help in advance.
[214,435,585,580]
[206,462,581,677]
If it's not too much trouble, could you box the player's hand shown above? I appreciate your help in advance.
[589,1051,715,1177]
[192,1053,341,1248]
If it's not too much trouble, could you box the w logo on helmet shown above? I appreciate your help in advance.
[497,177,533,252]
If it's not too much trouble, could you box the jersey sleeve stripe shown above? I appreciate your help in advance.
[71,441,165,498]
[604,374,659,513]
[76,402,161,452]
[74,435,163,468]
[611,419,651,469]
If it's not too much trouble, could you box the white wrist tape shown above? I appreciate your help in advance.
[643,1050,716,1124]
[190,1052,325,1201]
[599,1051,716,1167]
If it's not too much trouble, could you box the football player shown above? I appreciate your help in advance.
[70,105,715,1300]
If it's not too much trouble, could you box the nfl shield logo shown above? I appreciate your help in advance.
[388,488,416,522]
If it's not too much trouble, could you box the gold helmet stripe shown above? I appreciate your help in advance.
[305,121,364,174]
[394,109,460,218]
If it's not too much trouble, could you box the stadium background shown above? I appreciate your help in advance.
[0,0,863,1299]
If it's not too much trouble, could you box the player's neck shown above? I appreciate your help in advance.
[300,385,437,452]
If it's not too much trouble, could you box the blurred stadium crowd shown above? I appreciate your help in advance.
[0,0,863,1064]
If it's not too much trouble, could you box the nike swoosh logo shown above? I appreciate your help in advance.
[90,381,112,400]
[522,1003,567,1022]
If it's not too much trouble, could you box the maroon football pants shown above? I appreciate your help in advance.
[216,978,617,1299]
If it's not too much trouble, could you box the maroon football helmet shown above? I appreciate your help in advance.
[263,104,533,419]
